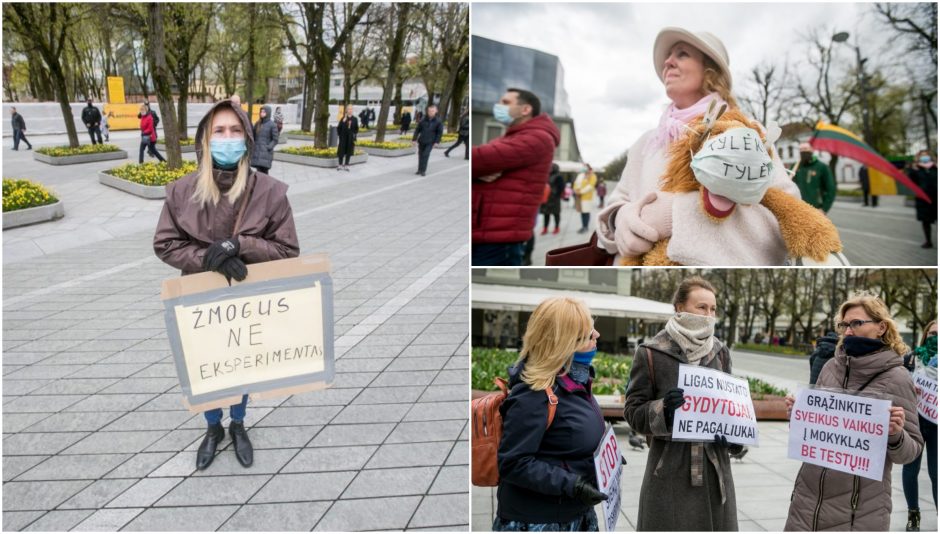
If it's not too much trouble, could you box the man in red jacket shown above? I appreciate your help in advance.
[472,88,560,265]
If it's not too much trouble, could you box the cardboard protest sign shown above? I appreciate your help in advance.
[914,371,938,424]
[593,425,623,531]
[788,388,891,481]
[672,364,759,446]
[161,254,334,412]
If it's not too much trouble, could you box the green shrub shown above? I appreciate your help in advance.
[279,146,364,158]
[471,347,632,395]
[2,178,58,212]
[747,377,790,399]
[107,161,198,186]
[734,342,806,356]
[286,130,315,136]
[36,144,122,157]
[837,188,863,197]
[358,140,412,150]
[156,138,195,146]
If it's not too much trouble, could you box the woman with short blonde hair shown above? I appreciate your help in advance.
[494,297,608,531]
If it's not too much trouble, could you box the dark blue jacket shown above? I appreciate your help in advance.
[496,362,606,523]
[412,116,443,145]
[809,332,838,385]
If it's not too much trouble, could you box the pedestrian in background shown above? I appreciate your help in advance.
[540,163,565,235]
[808,330,838,385]
[902,320,937,531]
[444,110,469,159]
[472,89,559,265]
[359,107,370,129]
[494,297,607,531]
[908,150,937,249]
[273,106,285,134]
[412,104,443,176]
[859,165,879,207]
[785,294,923,531]
[573,164,597,234]
[792,142,836,213]
[102,111,112,142]
[82,98,103,145]
[625,276,742,531]
[596,179,607,208]
[250,105,278,175]
[336,106,359,172]
[153,99,300,471]
[138,103,165,164]
[400,109,412,135]
[10,107,32,151]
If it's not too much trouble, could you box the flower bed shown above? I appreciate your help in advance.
[33,144,127,165]
[274,146,367,168]
[99,161,198,199]
[285,130,316,141]
[2,178,65,229]
[434,133,460,149]
[156,138,196,153]
[357,140,415,157]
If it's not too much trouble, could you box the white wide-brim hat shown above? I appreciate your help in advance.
[653,27,731,86]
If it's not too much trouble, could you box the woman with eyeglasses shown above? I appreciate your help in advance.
[494,297,608,531]
[624,276,742,531]
[784,295,924,531]
[901,320,937,531]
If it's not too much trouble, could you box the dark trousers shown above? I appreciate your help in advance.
[444,134,469,159]
[472,242,525,266]
[87,126,103,145]
[337,143,354,165]
[139,137,166,163]
[903,415,937,509]
[204,395,249,425]
[12,130,31,150]
[417,142,434,173]
[543,211,560,230]
[863,191,879,206]
[922,221,934,245]
[580,212,591,230]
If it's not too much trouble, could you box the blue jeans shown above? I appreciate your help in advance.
[493,509,598,531]
[473,242,524,266]
[87,126,103,145]
[204,394,248,425]
[903,414,937,509]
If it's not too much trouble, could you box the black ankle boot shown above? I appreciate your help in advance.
[196,423,225,470]
[907,509,921,531]
[229,421,253,467]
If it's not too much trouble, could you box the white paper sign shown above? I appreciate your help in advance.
[592,425,623,531]
[914,371,938,424]
[788,388,891,481]
[672,364,759,446]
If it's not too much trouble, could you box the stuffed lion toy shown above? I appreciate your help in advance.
[620,108,844,266]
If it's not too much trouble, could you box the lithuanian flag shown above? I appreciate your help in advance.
[810,122,931,203]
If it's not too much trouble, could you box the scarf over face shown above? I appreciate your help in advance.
[665,312,716,364]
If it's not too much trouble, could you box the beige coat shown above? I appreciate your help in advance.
[785,346,924,531]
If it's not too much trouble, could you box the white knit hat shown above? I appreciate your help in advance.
[653,27,731,87]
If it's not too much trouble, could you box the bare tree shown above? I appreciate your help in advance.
[374,3,411,143]
[145,3,183,168]
[740,61,797,127]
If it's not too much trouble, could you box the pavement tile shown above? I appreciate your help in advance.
[99,377,178,394]
[143,429,205,452]
[386,420,466,443]
[63,430,166,454]
[21,509,94,532]
[333,357,392,372]
[253,406,341,427]
[3,456,50,482]
[429,465,468,494]
[246,425,323,449]
[101,410,195,432]
[58,478,138,509]
[23,411,124,433]
[433,369,468,385]
[63,393,156,413]
[2,413,52,433]
[281,445,376,473]
[405,400,467,421]
[3,431,90,456]
[419,384,469,402]
[370,370,439,387]
[408,493,468,528]
[365,441,453,469]
[330,371,378,388]
[446,441,468,465]
[220,501,330,531]
[1,380,52,396]
[154,474,271,506]
[2,511,45,531]
[309,423,394,447]
[120,505,238,531]
[17,453,132,481]
[2,480,92,511]
[313,496,421,531]
[2,394,85,413]
[67,363,149,379]
[281,388,361,407]
[388,356,450,371]
[250,471,356,503]
[342,466,437,498]
[105,477,183,508]
[353,386,425,404]
[103,452,175,479]
[332,403,411,424]
[191,448,298,477]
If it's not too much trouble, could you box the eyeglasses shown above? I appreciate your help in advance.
[836,320,876,332]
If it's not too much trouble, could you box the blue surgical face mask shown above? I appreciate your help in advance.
[210,138,246,169]
[920,155,932,164]
[572,348,597,365]
[493,103,513,125]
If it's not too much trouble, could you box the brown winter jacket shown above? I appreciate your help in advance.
[624,329,740,531]
[153,100,299,275]
[785,345,924,531]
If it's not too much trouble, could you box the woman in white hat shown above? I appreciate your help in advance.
[595,27,801,265]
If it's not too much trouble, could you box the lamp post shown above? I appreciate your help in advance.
[832,31,873,145]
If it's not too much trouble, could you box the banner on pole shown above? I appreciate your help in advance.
[672,364,759,446]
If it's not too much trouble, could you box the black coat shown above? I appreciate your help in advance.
[250,106,279,169]
[82,105,101,127]
[458,115,469,137]
[412,116,443,145]
[808,332,838,385]
[400,112,412,129]
[358,110,369,126]
[909,165,938,223]
[541,171,566,214]
[496,362,606,523]
[337,115,359,154]
[11,112,25,131]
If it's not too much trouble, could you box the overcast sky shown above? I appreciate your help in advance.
[472,2,909,166]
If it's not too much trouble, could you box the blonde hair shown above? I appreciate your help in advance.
[702,56,738,110]
[837,294,909,356]
[516,297,594,391]
[192,107,250,208]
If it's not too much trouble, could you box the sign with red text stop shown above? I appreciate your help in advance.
[593,425,623,531]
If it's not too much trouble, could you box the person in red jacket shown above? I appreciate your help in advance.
[472,88,560,265]
[138,103,166,164]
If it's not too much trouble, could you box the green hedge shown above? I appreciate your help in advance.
[156,138,195,146]
[734,342,806,356]
[2,178,58,212]
[107,161,198,186]
[278,146,363,158]
[837,188,863,197]
[35,144,122,157]
[286,129,315,136]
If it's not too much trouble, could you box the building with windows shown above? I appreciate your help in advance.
[471,36,582,166]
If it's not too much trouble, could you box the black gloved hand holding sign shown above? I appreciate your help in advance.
[662,387,686,427]
[202,238,240,272]
[573,476,608,505]
[218,256,248,282]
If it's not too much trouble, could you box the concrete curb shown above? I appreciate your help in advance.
[155,142,196,153]
[285,133,317,142]
[33,149,128,166]
[358,146,416,157]
[2,200,65,229]
[273,151,368,168]
[98,171,167,199]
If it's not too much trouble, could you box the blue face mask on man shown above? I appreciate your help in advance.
[492,103,513,125]
[210,138,247,169]
[920,155,932,164]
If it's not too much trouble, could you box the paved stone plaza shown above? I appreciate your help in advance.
[2,130,470,531]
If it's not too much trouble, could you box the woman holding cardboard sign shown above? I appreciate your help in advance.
[494,297,608,531]
[623,276,741,530]
[783,295,924,531]
[153,99,300,470]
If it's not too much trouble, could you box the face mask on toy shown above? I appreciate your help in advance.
[690,127,774,218]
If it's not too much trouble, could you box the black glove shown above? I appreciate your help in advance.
[203,238,240,272]
[573,476,608,506]
[714,434,728,448]
[218,256,248,282]
[662,388,685,426]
